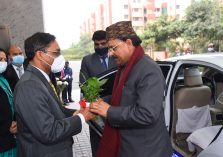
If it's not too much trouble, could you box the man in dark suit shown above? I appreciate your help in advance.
[79,30,117,157]
[79,30,117,84]
[90,21,172,157]
[3,45,25,92]
[13,32,95,157]
[62,61,74,103]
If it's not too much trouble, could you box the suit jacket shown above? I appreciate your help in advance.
[107,55,172,157]
[79,53,117,84]
[13,65,82,157]
[3,64,20,92]
[0,86,16,153]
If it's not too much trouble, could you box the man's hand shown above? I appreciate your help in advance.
[79,107,96,121]
[9,121,17,134]
[90,100,110,118]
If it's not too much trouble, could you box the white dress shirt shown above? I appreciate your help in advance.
[12,64,24,78]
[31,65,86,125]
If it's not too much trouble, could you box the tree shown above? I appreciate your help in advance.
[62,33,93,60]
[184,0,223,52]
[141,15,184,53]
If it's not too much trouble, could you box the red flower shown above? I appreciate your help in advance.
[79,98,87,108]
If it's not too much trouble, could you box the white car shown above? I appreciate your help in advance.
[87,53,223,157]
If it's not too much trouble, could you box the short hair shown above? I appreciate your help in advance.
[119,35,142,46]
[0,48,6,54]
[24,32,56,60]
[0,48,7,60]
[92,30,106,41]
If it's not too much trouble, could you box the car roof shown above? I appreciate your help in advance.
[162,53,223,68]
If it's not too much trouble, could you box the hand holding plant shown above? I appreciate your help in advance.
[79,77,107,108]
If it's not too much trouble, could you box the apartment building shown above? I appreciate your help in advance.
[80,0,192,35]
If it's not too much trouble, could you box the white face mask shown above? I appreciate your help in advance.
[0,62,7,73]
[51,55,65,73]
[42,53,65,73]
[208,47,214,52]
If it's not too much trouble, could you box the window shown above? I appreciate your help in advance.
[162,8,167,14]
[133,8,139,12]
[133,17,142,21]
[155,8,160,12]
[124,5,128,9]
[159,64,172,80]
[124,15,128,19]
[144,8,147,14]
[176,5,180,9]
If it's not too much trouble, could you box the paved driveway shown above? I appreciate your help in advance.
[68,60,92,157]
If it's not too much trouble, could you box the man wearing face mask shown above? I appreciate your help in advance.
[207,43,216,53]
[3,45,25,92]
[79,30,117,157]
[13,32,95,157]
[79,30,117,84]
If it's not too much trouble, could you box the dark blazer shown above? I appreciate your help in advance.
[79,53,117,84]
[3,64,19,92]
[0,86,16,153]
[14,65,82,157]
[107,55,172,157]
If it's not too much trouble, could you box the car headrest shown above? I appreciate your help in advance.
[184,68,203,87]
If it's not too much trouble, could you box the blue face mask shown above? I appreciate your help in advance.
[0,62,7,73]
[12,55,24,66]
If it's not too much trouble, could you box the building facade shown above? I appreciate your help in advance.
[0,0,44,51]
[80,0,192,36]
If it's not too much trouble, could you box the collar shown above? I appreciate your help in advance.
[31,65,50,82]
[12,64,24,70]
[98,54,108,58]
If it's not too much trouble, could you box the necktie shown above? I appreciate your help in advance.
[101,56,108,69]
[49,81,58,98]
[16,67,23,78]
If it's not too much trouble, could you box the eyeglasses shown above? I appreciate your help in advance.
[108,42,122,53]
[45,50,61,58]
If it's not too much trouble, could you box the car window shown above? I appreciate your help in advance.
[97,67,117,98]
[160,65,172,79]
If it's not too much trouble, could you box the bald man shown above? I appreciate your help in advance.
[3,45,25,91]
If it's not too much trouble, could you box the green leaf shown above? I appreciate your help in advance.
[81,77,108,102]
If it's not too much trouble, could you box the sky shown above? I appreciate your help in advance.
[42,0,100,49]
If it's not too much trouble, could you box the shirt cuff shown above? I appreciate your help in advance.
[77,113,86,125]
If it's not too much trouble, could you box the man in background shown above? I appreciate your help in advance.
[62,61,74,103]
[3,45,25,92]
[79,30,117,84]
[79,30,117,157]
[175,47,181,57]
[207,43,215,52]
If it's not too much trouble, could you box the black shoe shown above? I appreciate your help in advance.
[63,99,69,104]
[69,99,74,102]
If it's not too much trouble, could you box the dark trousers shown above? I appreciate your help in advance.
[67,81,72,100]
[90,128,101,157]
[62,81,72,101]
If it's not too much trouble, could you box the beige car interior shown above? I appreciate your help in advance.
[173,67,213,156]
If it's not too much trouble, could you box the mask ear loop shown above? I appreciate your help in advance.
[38,51,53,67]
